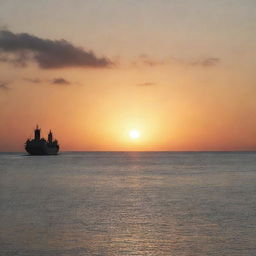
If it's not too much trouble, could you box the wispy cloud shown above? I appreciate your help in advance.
[52,78,70,85]
[134,55,220,68]
[24,77,71,86]
[137,82,156,86]
[0,82,9,90]
[0,30,112,69]
[23,78,42,83]
[189,57,220,67]
[137,55,165,67]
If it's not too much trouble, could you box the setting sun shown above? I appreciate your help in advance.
[129,130,140,139]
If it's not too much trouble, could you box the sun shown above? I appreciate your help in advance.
[129,129,140,139]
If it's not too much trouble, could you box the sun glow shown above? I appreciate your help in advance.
[129,129,140,139]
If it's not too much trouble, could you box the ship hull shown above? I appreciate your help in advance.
[25,141,59,155]
[26,148,59,155]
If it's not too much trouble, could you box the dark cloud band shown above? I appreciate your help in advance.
[0,30,112,69]
[0,82,9,90]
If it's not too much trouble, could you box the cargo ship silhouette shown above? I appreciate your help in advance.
[25,125,59,155]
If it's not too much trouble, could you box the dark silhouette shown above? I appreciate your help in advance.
[25,125,59,155]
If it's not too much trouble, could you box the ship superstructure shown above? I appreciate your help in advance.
[25,126,59,155]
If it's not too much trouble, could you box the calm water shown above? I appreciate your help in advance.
[0,152,256,256]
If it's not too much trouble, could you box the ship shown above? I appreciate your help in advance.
[25,125,59,155]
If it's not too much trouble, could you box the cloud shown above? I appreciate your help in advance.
[0,82,9,90]
[0,30,112,69]
[52,78,70,85]
[0,56,8,62]
[23,78,41,83]
[0,51,30,67]
[134,55,220,68]
[190,57,220,67]
[137,82,156,86]
[24,77,72,86]
[137,55,165,67]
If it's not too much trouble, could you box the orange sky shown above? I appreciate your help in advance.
[0,0,256,151]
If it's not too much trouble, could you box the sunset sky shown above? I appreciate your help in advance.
[1,0,256,151]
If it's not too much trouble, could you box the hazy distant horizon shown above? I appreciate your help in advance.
[1,150,256,153]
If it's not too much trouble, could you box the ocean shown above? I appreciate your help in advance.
[0,152,255,256]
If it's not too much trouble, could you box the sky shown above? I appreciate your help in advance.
[0,0,256,151]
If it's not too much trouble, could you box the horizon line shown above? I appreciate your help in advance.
[1,150,256,154]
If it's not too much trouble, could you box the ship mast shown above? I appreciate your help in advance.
[34,125,41,141]
[48,130,53,143]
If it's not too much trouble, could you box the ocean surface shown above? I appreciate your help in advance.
[0,152,256,256]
